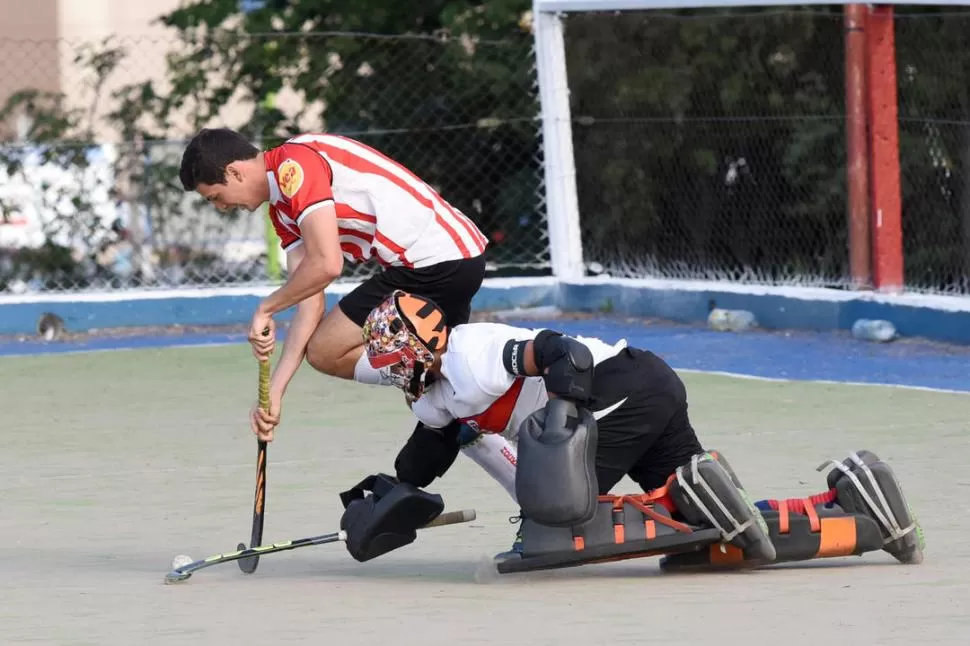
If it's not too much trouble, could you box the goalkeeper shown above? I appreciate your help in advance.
[331,290,925,570]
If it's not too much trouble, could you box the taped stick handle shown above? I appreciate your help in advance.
[258,359,271,410]
[423,509,476,529]
[258,326,272,411]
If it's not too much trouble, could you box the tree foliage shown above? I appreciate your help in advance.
[154,0,541,272]
[3,3,970,292]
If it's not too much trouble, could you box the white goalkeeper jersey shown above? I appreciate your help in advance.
[411,322,627,438]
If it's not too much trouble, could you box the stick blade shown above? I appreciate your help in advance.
[164,570,192,584]
[236,542,260,574]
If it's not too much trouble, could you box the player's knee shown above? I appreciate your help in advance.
[305,345,331,374]
[307,308,368,377]
[306,338,339,375]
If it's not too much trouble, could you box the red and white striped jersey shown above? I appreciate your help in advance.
[411,323,627,438]
[263,134,488,268]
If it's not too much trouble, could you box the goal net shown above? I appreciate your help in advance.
[535,1,970,293]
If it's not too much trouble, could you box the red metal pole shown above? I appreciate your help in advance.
[865,5,904,292]
[844,4,871,289]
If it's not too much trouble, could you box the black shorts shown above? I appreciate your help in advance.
[590,347,704,494]
[337,254,487,328]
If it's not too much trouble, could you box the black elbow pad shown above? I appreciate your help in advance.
[533,330,594,403]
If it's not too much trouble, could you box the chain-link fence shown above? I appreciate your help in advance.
[0,31,548,294]
[562,7,970,295]
[8,10,970,297]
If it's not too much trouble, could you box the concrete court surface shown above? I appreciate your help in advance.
[2,339,969,645]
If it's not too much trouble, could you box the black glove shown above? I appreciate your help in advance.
[338,473,444,562]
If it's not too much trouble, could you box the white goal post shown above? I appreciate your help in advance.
[531,0,961,281]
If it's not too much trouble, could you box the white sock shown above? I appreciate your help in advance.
[352,351,394,386]
[460,432,518,503]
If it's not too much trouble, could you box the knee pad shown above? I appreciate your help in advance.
[669,452,776,563]
[706,449,742,488]
[660,450,924,572]
[821,450,924,564]
[659,503,887,572]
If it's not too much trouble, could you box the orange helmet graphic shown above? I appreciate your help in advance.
[362,290,448,402]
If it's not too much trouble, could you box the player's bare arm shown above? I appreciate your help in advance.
[250,243,326,441]
[248,203,343,360]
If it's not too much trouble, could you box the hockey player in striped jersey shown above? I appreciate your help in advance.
[179,128,488,441]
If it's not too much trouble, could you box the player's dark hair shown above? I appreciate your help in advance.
[179,128,260,190]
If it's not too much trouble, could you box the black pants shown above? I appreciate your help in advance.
[338,255,487,327]
[590,347,704,494]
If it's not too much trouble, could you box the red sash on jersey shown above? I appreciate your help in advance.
[460,377,525,434]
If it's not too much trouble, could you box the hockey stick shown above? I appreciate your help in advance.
[164,508,476,584]
[238,344,272,574]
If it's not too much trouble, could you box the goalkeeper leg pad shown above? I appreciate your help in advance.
[668,451,777,563]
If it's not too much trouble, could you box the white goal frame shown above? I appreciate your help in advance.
[532,0,957,280]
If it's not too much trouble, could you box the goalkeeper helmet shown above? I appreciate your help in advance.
[363,290,448,402]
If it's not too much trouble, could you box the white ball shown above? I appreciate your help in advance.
[171,554,194,570]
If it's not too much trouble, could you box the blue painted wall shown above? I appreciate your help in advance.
[557,282,970,345]
[3,280,969,346]
[0,284,558,336]
[1,294,300,335]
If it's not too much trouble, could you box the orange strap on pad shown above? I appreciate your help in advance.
[501,494,724,575]
[567,490,697,553]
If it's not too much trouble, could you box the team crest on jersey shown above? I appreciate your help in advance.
[277,158,304,198]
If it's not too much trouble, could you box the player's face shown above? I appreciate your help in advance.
[197,167,263,213]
